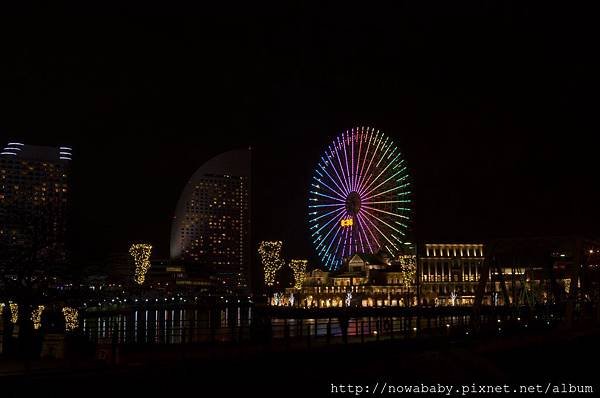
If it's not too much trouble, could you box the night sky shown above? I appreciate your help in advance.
[1,3,599,266]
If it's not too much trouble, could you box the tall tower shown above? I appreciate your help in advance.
[171,149,251,294]
[0,142,72,262]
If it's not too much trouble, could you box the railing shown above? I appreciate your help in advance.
[80,304,577,347]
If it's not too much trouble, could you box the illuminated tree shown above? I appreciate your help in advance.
[31,305,44,330]
[398,255,417,287]
[258,241,284,287]
[129,243,152,285]
[289,259,308,289]
[62,307,79,332]
[9,302,18,324]
[289,293,295,306]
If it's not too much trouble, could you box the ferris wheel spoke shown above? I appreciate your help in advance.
[356,130,382,196]
[359,153,403,197]
[311,209,346,238]
[309,206,345,224]
[361,199,410,205]
[356,128,373,194]
[319,160,348,197]
[310,190,345,202]
[333,138,351,193]
[374,137,393,169]
[315,211,347,251]
[367,144,397,190]
[356,216,372,253]
[327,146,351,195]
[390,234,405,245]
[356,212,381,250]
[362,205,410,221]
[350,129,355,192]
[359,141,396,196]
[360,207,406,236]
[356,223,365,253]
[360,164,407,199]
[341,131,352,194]
[341,220,354,259]
[362,179,409,201]
[358,211,399,251]
[309,203,345,208]
[322,218,346,268]
[313,176,346,200]
[327,227,346,269]
[354,128,364,193]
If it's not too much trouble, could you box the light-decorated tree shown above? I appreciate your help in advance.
[289,259,308,289]
[258,241,285,287]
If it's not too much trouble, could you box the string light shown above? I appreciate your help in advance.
[272,292,283,306]
[398,255,417,287]
[345,291,352,307]
[9,302,18,324]
[31,305,45,330]
[289,259,308,289]
[289,293,295,306]
[129,243,153,285]
[258,241,284,286]
[62,307,79,332]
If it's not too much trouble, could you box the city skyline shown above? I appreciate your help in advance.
[1,4,599,266]
[1,3,599,396]
[2,130,597,267]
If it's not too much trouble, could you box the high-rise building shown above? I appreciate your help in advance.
[171,149,251,294]
[0,142,72,262]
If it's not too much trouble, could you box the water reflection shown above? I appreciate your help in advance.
[83,306,477,344]
[83,306,253,344]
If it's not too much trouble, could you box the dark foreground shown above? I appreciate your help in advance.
[1,325,599,397]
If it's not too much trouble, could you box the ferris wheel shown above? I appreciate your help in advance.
[308,126,412,271]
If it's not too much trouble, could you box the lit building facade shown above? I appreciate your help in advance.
[0,142,72,261]
[170,149,251,294]
[285,240,595,308]
[419,243,488,306]
[290,252,418,307]
[288,244,490,307]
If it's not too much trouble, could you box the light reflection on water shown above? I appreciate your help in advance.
[83,307,253,344]
[83,307,471,344]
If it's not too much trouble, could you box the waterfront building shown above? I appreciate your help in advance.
[170,149,251,294]
[286,238,600,308]
[291,251,418,308]
[419,243,488,306]
[0,142,72,262]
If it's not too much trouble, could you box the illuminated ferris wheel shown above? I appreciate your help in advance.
[308,126,412,271]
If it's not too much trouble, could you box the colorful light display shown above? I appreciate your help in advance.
[129,243,153,285]
[258,241,285,286]
[289,259,308,289]
[309,127,411,270]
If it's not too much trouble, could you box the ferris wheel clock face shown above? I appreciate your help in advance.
[308,127,412,271]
